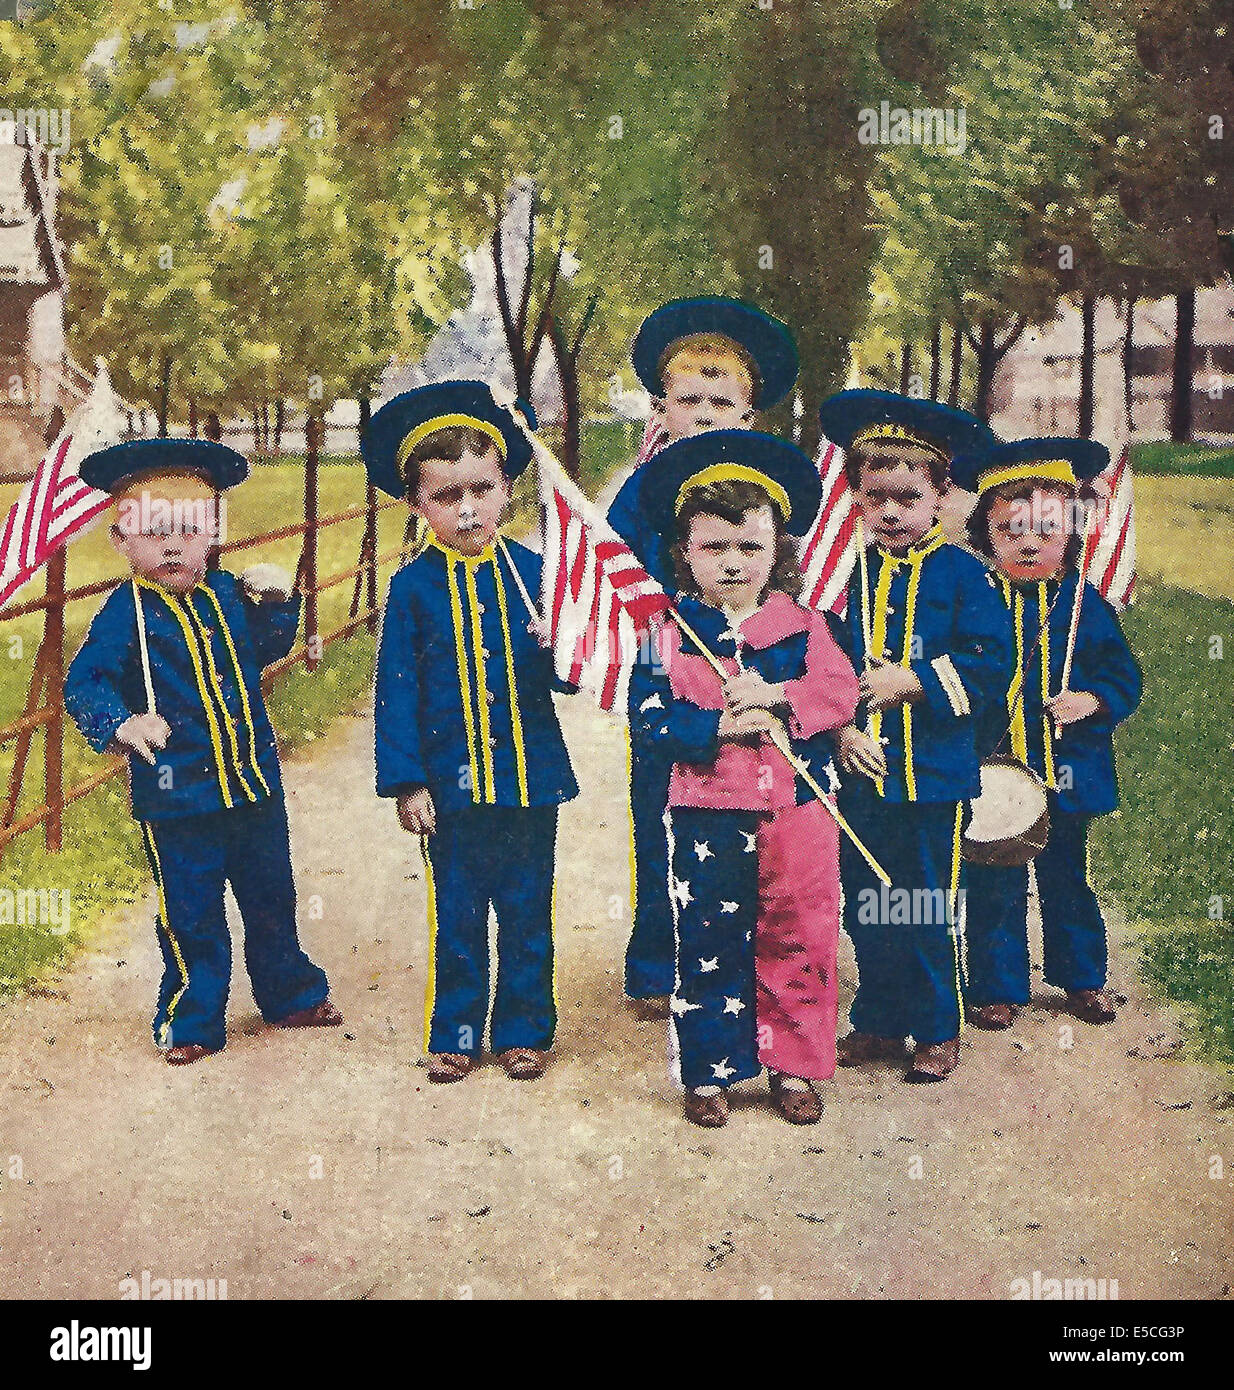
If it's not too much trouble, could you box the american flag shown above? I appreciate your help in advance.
[634,414,667,465]
[799,433,858,614]
[537,438,674,712]
[0,365,126,611]
[1083,443,1136,611]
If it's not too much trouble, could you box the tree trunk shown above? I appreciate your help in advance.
[1122,299,1136,432]
[974,319,997,422]
[898,342,913,395]
[274,398,286,453]
[947,323,963,406]
[204,410,221,442]
[547,316,582,482]
[358,395,371,439]
[1170,287,1195,442]
[1077,293,1096,439]
[156,356,172,435]
[188,398,198,438]
[928,320,941,400]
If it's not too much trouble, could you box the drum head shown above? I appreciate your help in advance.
[963,758,1050,866]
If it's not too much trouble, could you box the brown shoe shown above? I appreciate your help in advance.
[906,1037,961,1083]
[683,1089,729,1127]
[165,1043,218,1066]
[427,1052,474,1083]
[275,998,343,1028]
[970,1003,1018,1030]
[769,1074,823,1124]
[837,1032,906,1066]
[497,1047,548,1080]
[1068,988,1117,1024]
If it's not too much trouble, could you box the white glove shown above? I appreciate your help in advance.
[241,563,294,603]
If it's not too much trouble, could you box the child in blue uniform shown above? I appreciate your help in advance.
[818,390,1013,1082]
[366,381,578,1083]
[952,438,1142,1027]
[606,298,798,1009]
[64,440,340,1064]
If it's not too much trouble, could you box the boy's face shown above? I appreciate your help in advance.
[110,488,215,593]
[987,486,1071,582]
[853,452,944,554]
[413,446,511,556]
[657,366,755,442]
[683,505,777,614]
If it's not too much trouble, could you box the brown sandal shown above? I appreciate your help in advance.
[905,1037,961,1083]
[1067,989,1117,1024]
[769,1074,823,1124]
[970,1003,1018,1030]
[497,1047,548,1080]
[165,1043,218,1066]
[837,1032,906,1066]
[275,998,343,1028]
[427,1052,474,1083]
[684,1089,729,1127]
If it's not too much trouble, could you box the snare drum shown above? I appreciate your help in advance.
[962,756,1050,866]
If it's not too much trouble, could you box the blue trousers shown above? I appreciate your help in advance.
[423,804,558,1056]
[839,789,965,1046]
[964,800,1107,1004]
[140,798,329,1051]
[625,745,677,998]
[667,808,762,1090]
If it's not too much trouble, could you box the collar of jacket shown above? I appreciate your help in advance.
[673,589,810,654]
[134,573,210,601]
[427,531,499,565]
[873,521,946,566]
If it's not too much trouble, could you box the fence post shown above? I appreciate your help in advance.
[303,413,320,671]
[365,482,378,631]
[43,547,66,852]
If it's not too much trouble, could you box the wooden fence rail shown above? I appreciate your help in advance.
[0,419,404,858]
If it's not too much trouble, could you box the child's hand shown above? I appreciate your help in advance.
[526,615,551,648]
[718,707,781,743]
[241,563,294,603]
[723,670,785,715]
[397,787,436,836]
[859,658,922,711]
[837,723,888,780]
[114,713,171,766]
[1045,689,1102,726]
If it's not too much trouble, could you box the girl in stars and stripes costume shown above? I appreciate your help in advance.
[628,431,859,1128]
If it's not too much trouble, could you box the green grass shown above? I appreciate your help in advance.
[1089,578,1234,1066]
[1131,441,1234,478]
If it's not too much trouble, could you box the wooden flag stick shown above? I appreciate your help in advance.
[1054,500,1096,740]
[496,535,541,622]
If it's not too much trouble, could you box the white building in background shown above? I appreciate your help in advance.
[0,137,73,471]
[990,284,1234,445]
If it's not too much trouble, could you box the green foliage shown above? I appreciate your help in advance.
[1130,442,1234,478]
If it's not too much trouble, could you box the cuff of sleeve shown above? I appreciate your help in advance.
[675,707,723,763]
[915,656,971,717]
[86,708,129,754]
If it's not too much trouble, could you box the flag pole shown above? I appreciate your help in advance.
[1053,497,1097,741]
[504,396,892,886]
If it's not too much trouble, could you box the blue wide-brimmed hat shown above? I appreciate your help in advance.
[362,381,536,499]
[80,438,249,494]
[818,389,995,463]
[950,436,1111,496]
[631,297,798,409]
[636,429,822,540]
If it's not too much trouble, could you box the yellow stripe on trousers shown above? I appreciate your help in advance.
[141,821,189,1048]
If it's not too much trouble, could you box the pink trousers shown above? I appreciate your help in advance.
[755,799,841,1081]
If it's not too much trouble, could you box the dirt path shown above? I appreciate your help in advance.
[0,698,1230,1299]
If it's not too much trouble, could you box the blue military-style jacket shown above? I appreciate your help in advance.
[374,534,578,813]
[830,525,1014,803]
[65,570,299,821]
[978,571,1142,816]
